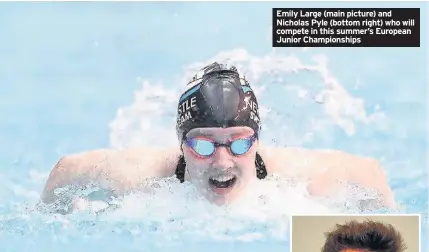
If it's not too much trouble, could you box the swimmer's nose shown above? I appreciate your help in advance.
[211,147,234,171]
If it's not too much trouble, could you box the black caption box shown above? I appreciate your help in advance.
[272,8,420,47]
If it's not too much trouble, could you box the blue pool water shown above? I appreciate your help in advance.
[0,1,427,251]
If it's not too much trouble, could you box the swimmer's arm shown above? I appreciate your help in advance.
[41,155,90,204]
[260,146,396,208]
[337,152,396,208]
[41,147,181,204]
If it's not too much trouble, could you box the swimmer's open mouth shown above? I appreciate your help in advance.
[209,174,237,189]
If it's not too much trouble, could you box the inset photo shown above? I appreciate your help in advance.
[291,214,420,252]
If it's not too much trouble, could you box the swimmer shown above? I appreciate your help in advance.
[41,62,396,211]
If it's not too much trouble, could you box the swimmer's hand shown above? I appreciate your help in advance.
[38,184,121,214]
[70,194,120,214]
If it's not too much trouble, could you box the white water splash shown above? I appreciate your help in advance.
[108,48,386,149]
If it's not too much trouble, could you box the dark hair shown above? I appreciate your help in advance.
[321,219,407,252]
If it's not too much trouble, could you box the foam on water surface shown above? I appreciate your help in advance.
[0,171,409,252]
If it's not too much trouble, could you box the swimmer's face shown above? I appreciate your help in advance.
[182,126,258,205]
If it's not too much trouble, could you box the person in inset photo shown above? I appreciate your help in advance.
[321,219,407,252]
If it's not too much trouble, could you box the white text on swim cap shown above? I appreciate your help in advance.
[177,96,197,127]
[243,96,260,126]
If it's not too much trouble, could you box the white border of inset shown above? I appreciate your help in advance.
[289,213,422,252]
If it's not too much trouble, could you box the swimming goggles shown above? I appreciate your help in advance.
[184,134,257,157]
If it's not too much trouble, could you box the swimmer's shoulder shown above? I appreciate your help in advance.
[258,144,380,177]
[257,144,325,177]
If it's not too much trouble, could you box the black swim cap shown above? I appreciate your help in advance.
[176,62,261,141]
